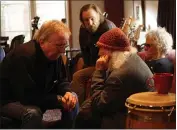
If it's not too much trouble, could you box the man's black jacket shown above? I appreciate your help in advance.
[79,19,116,67]
[0,40,71,110]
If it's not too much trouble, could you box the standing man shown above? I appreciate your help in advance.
[71,4,116,104]
[0,20,78,128]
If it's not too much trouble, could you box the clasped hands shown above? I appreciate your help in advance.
[59,92,78,111]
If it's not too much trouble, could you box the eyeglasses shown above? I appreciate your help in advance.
[55,44,69,48]
[144,43,152,48]
[48,40,69,48]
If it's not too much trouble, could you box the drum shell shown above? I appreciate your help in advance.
[125,92,176,129]
[125,102,176,129]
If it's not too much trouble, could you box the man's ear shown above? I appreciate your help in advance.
[39,39,45,48]
[39,39,44,45]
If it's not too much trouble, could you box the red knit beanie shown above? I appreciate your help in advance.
[97,28,130,51]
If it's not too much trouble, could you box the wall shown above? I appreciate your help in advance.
[70,0,158,48]
[69,0,104,49]
[124,0,158,29]
[124,1,134,18]
[124,0,158,45]
[104,0,124,27]
[145,1,158,29]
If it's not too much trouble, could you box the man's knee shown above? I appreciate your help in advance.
[73,102,79,116]
[72,69,92,84]
[72,71,83,81]
[23,108,42,120]
[21,108,43,128]
[62,102,79,120]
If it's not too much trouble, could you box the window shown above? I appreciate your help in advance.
[1,1,66,45]
[36,1,66,28]
[1,1,31,44]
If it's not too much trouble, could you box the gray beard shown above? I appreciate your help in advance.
[109,51,130,70]
[88,26,97,33]
[86,24,100,33]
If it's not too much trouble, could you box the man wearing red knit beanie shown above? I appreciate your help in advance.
[75,28,154,129]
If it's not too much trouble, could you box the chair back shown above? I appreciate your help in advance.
[0,47,5,62]
[166,49,176,93]
[9,35,25,51]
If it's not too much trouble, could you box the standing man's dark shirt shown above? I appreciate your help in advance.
[79,19,116,67]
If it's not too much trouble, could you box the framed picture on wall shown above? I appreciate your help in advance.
[133,1,142,23]
[133,0,145,30]
[136,5,140,20]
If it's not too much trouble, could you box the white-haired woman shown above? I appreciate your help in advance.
[138,27,174,73]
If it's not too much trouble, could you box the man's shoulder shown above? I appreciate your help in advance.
[98,19,116,33]
[103,19,117,28]
[105,19,114,24]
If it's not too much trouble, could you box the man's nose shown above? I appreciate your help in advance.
[144,46,149,51]
[88,19,93,26]
[98,51,102,56]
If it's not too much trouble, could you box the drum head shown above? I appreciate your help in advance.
[126,92,175,107]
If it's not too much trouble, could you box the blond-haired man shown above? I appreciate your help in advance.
[0,20,78,128]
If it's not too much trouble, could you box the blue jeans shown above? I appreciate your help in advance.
[60,102,79,128]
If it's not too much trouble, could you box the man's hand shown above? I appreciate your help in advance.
[96,55,110,70]
[61,92,78,111]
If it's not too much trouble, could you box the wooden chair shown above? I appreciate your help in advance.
[9,35,25,51]
[0,47,5,62]
[166,49,176,93]
[138,50,176,93]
